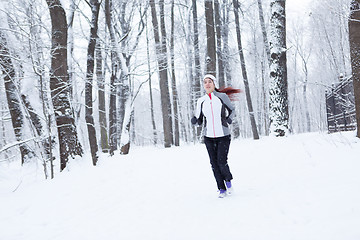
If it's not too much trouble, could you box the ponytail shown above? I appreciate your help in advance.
[215,87,242,101]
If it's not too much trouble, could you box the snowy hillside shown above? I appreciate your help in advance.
[1,131,360,240]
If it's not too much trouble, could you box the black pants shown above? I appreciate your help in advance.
[204,135,233,190]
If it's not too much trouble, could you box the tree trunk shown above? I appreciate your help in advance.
[222,0,231,85]
[38,62,54,178]
[105,0,118,155]
[214,0,225,87]
[302,67,311,132]
[68,0,76,100]
[0,102,9,161]
[204,0,216,75]
[120,100,133,154]
[0,31,34,164]
[269,0,289,136]
[27,11,55,175]
[192,0,201,101]
[85,0,100,166]
[21,93,52,164]
[150,0,173,148]
[349,0,360,138]
[116,2,146,154]
[118,74,131,154]
[46,0,83,171]
[145,17,157,145]
[233,0,260,140]
[148,76,157,144]
[170,0,180,146]
[117,3,129,148]
[21,94,42,137]
[257,0,270,135]
[261,56,269,135]
[96,42,109,153]
[21,94,51,178]
[109,70,118,155]
[257,0,271,65]
[192,0,203,139]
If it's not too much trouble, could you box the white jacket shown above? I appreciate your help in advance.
[194,91,235,138]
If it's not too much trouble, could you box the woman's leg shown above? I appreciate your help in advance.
[204,137,226,190]
[217,135,233,182]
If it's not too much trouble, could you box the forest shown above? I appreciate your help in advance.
[1,0,360,178]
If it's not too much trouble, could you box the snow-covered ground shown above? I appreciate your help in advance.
[1,131,360,240]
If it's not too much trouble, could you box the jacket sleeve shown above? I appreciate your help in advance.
[192,98,204,125]
[219,93,235,122]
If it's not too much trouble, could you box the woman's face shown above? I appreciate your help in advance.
[203,78,215,94]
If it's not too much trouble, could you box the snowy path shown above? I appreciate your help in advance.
[1,132,360,240]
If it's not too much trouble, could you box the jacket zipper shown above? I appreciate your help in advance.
[209,93,216,137]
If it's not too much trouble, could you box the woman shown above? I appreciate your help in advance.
[191,74,240,198]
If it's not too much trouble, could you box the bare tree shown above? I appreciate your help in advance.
[0,31,34,164]
[96,41,109,153]
[85,0,100,165]
[204,0,216,75]
[68,0,76,100]
[145,15,158,145]
[192,0,202,99]
[46,0,83,171]
[105,0,118,155]
[290,27,312,133]
[117,2,130,150]
[233,0,259,140]
[349,0,360,137]
[214,0,225,87]
[191,0,203,138]
[222,0,232,85]
[116,1,147,154]
[269,0,289,136]
[150,0,173,148]
[257,0,271,65]
[170,0,180,146]
[256,0,270,135]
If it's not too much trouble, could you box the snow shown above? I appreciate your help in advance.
[1,131,360,240]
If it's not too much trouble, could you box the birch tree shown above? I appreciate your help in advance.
[269,0,289,136]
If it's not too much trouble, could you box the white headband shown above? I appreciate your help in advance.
[203,74,217,87]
